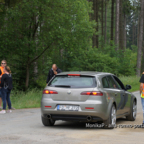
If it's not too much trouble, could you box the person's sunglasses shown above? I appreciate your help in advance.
[1,63,6,64]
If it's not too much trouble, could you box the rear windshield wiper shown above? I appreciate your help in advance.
[54,85,71,88]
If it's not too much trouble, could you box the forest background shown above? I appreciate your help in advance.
[0,0,143,96]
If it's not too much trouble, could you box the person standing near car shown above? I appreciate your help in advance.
[0,60,15,110]
[0,60,7,109]
[139,72,144,126]
[46,64,62,85]
[0,66,13,114]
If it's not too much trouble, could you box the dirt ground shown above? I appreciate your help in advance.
[0,91,143,144]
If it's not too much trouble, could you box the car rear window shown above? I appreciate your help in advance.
[48,75,97,88]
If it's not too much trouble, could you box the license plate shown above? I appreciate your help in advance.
[57,105,79,111]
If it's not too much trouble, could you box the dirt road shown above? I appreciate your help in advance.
[0,91,143,144]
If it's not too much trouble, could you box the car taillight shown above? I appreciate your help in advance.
[81,91,103,96]
[43,90,58,94]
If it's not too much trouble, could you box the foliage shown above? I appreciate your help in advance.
[66,44,137,77]
[0,0,140,91]
[68,47,118,74]
[0,0,95,90]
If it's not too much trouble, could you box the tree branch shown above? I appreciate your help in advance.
[29,43,53,65]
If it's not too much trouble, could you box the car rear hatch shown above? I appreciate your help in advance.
[47,74,97,102]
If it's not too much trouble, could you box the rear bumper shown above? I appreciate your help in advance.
[42,114,103,122]
[41,98,110,121]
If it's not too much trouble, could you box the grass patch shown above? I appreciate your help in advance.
[10,76,140,109]
[119,75,140,92]
[11,89,42,109]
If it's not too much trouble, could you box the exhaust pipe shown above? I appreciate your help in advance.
[87,116,92,121]
[47,114,51,119]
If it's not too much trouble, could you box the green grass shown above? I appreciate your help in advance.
[11,89,42,109]
[10,76,140,109]
[119,76,140,92]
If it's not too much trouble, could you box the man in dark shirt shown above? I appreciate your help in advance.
[46,64,62,85]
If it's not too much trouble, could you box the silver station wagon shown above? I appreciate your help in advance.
[41,72,137,129]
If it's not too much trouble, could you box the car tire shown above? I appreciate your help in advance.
[126,100,137,121]
[41,116,55,126]
[103,104,116,129]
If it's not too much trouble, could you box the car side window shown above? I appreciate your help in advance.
[113,76,125,90]
[106,76,118,89]
[102,77,109,88]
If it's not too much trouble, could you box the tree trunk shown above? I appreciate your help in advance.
[124,14,126,48]
[92,0,99,48]
[136,0,144,76]
[92,0,96,47]
[137,14,140,48]
[111,0,114,42]
[135,19,137,46]
[104,0,107,44]
[119,0,124,50]
[132,23,134,45]
[96,0,99,48]
[101,0,104,36]
[141,42,144,73]
[25,64,30,89]
[115,0,120,50]
[132,1,135,46]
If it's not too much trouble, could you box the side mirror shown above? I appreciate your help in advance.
[125,85,131,91]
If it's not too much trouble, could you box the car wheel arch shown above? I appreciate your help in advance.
[107,101,117,118]
[131,97,137,112]
[113,102,117,111]
[134,98,137,105]
[130,97,137,109]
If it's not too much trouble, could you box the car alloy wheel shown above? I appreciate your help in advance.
[111,105,116,126]
[133,101,137,119]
